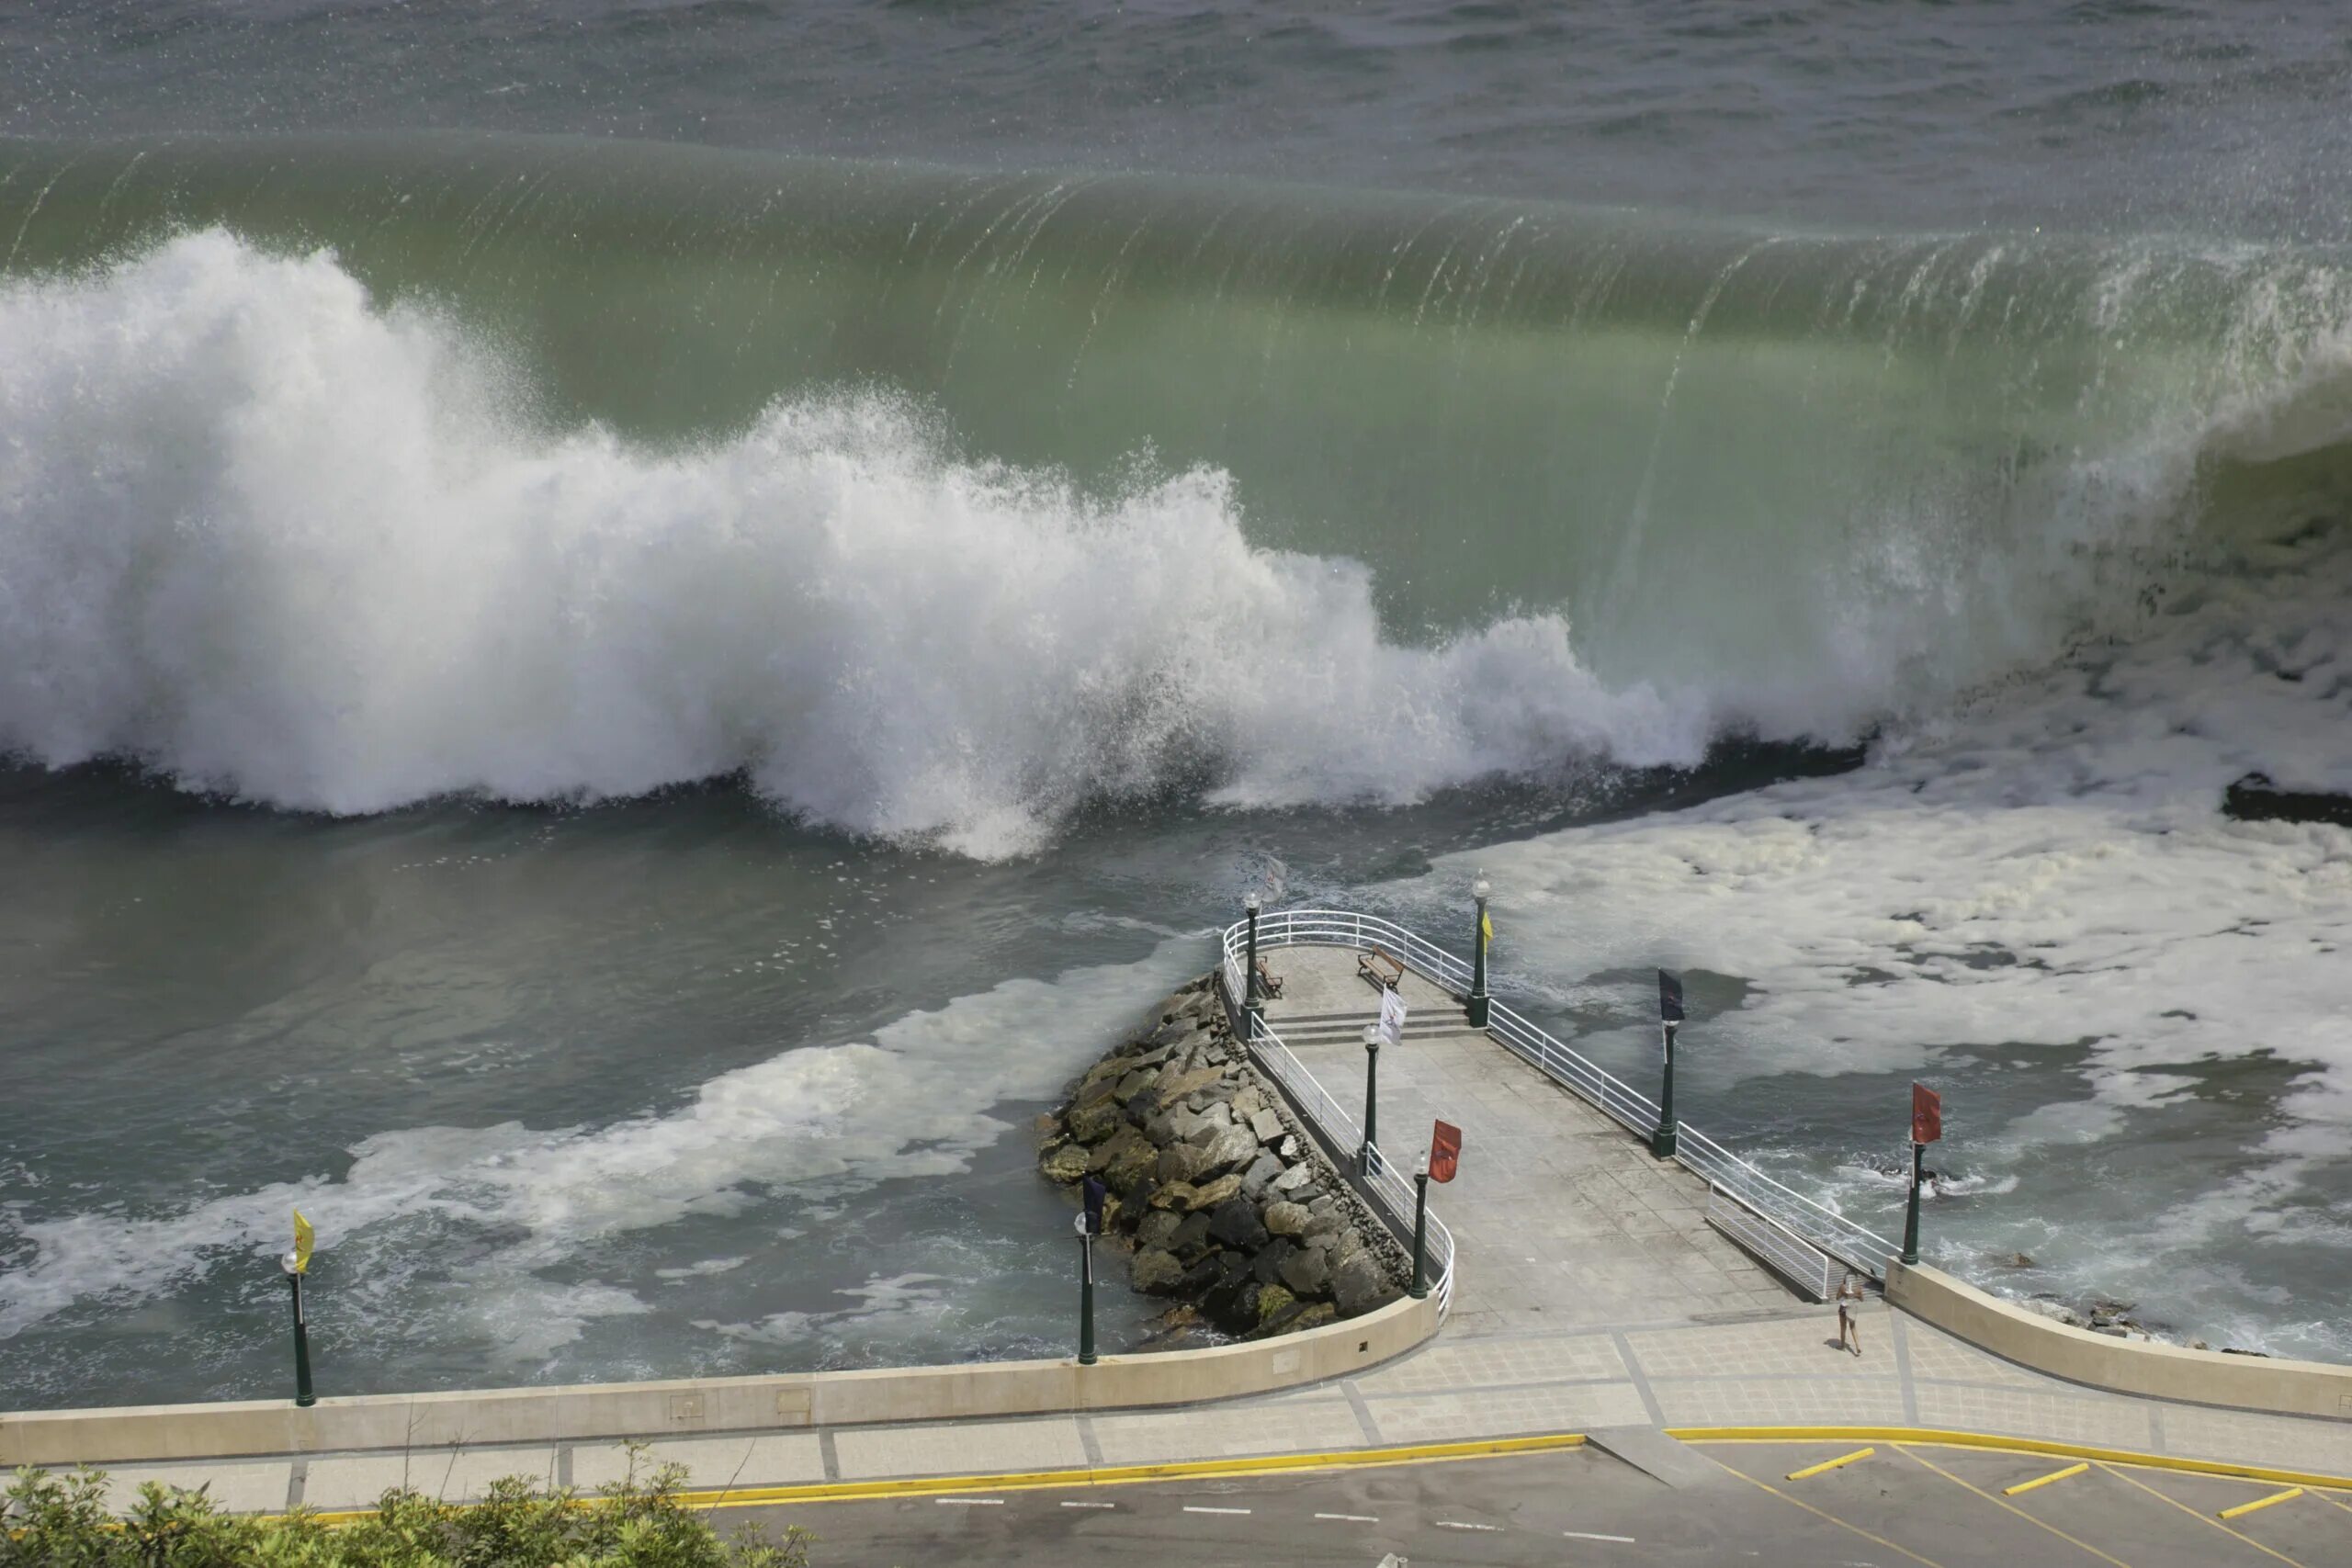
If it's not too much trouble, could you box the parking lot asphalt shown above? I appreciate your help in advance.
[711,1439,2352,1567]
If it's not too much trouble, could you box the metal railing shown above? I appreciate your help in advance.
[1705,1182,1834,1303]
[1221,908,1899,1282]
[1215,953,1457,1318]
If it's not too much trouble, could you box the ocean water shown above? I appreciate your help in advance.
[3,2,2350,1406]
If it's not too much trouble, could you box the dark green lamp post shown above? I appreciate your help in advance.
[1467,875,1491,1027]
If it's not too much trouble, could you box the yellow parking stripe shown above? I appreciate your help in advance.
[1668,1427,2352,1492]
[2005,1462,2089,1496]
[2094,1463,2307,1568]
[2218,1488,2303,1521]
[1786,1447,1875,1480]
[1700,1453,1946,1568]
[1893,1444,2132,1568]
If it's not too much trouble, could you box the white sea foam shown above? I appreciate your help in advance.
[1436,525,2352,1355]
[0,231,1722,858]
[0,938,1200,1353]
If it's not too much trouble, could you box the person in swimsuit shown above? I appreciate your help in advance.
[1836,1269,1866,1356]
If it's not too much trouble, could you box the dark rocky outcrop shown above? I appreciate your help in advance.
[1036,973,1410,1342]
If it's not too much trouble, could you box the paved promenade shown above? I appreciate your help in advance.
[38,945,2352,1517]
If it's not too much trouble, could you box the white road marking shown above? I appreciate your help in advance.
[1183,1505,1252,1516]
[1315,1512,1380,1522]
[933,1498,1003,1506]
[1436,1520,1500,1531]
[1563,1529,1637,1543]
[1058,1501,1117,1509]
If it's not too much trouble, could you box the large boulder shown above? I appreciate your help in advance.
[1169,1211,1215,1262]
[1204,1271,1261,1336]
[1086,1126,1147,1175]
[1207,1198,1270,1251]
[1130,1249,1185,1294]
[1262,1201,1311,1238]
[1136,1209,1182,1251]
[1182,1173,1243,1213]
[1238,1153,1284,1201]
[1068,1092,1125,1145]
[1039,1142,1090,1183]
[1288,1302,1338,1334]
[1156,1143,1209,1185]
[1330,1251,1397,1317]
[1254,1284,1296,1327]
[1113,1069,1156,1105]
[1194,1124,1260,1179]
[1249,1108,1284,1144]
[1182,1102,1238,1148]
[1250,1238,1296,1285]
[1272,1162,1317,1195]
[1156,1066,1227,1107]
[1278,1246,1330,1298]
[1102,1135,1159,1197]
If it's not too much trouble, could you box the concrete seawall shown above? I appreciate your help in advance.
[1887,1260,2352,1422]
[0,1291,1438,1467]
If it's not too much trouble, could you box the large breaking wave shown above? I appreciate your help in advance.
[8,137,2352,852]
[0,231,1708,856]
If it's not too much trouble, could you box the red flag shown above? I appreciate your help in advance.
[1912,1083,1942,1146]
[1429,1120,1463,1183]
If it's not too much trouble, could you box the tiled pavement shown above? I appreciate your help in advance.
[52,945,2352,1511]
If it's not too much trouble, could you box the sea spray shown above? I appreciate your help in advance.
[0,231,1710,856]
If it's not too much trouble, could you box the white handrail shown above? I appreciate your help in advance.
[1216,961,1456,1318]
[1221,908,1898,1281]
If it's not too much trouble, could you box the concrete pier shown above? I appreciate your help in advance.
[1258,943,1799,1332]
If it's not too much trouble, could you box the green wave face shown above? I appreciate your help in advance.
[6,133,2352,718]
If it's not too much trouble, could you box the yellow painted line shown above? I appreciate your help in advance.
[1698,1450,1946,1568]
[2219,1487,2303,1521]
[1894,1444,2132,1568]
[1668,1425,2352,1494]
[2095,1463,2307,1568]
[1785,1446,1875,1481]
[2005,1461,2089,1495]
[283,1430,1589,1525]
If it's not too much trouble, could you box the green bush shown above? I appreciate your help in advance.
[1,1447,812,1568]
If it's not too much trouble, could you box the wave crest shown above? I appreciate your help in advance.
[0,231,1710,854]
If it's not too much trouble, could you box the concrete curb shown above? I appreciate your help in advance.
[0,1292,1440,1469]
[1886,1261,2352,1423]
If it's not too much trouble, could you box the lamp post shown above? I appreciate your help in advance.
[1902,1140,1925,1268]
[281,1251,315,1408]
[1467,875,1491,1028]
[1362,1022,1381,1173]
[1903,1083,1942,1269]
[1409,1151,1431,1299]
[1243,892,1264,1037]
[1653,969,1683,1161]
[1078,1175,1105,1366]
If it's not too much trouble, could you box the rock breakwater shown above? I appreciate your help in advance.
[1037,975,1409,1342]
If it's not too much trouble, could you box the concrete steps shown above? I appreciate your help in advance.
[1265,1007,1479,1046]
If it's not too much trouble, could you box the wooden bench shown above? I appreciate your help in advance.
[1357,947,1406,991]
[1252,955,1284,999]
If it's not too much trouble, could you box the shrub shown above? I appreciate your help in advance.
[1,1448,812,1568]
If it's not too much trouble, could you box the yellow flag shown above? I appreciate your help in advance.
[291,1210,315,1275]
[1479,909,1495,945]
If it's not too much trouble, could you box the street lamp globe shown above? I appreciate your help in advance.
[1473,876,1490,902]
[1245,891,1261,914]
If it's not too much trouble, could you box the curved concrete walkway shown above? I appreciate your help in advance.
[32,947,2352,1513]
